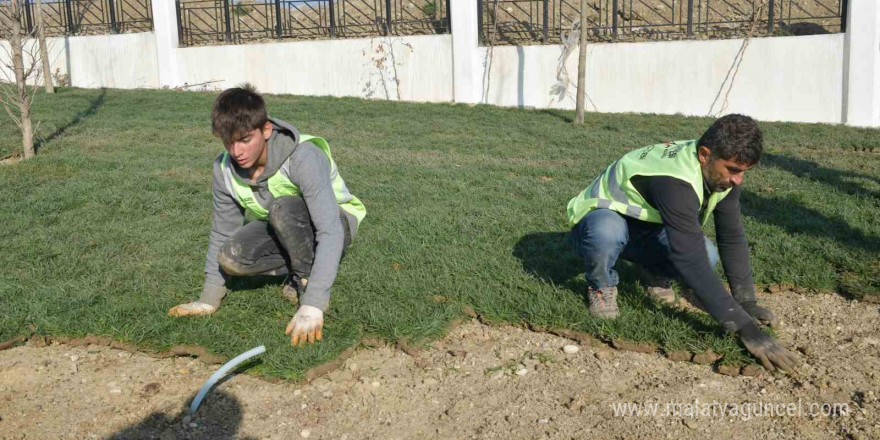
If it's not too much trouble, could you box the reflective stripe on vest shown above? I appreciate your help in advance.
[220,135,366,224]
[566,140,732,226]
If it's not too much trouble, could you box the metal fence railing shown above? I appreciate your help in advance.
[176,0,450,47]
[0,0,152,38]
[478,0,846,45]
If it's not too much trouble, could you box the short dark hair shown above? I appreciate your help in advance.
[697,114,763,165]
[211,83,268,145]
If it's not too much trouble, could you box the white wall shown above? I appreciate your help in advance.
[166,34,453,102]
[479,34,845,124]
[0,32,158,89]
[66,32,159,89]
[4,0,876,127]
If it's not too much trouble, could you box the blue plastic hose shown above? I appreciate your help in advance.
[189,345,266,415]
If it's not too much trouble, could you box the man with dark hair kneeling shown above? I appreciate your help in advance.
[168,84,365,347]
[566,114,798,371]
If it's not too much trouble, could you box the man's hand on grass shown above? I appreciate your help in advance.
[738,322,800,372]
[285,305,324,346]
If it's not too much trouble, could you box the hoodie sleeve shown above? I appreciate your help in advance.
[634,175,755,332]
[204,155,245,291]
[712,185,757,300]
[289,143,346,311]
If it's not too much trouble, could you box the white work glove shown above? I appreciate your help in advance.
[285,305,324,346]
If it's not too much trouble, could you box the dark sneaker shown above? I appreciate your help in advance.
[282,276,308,305]
[588,286,619,319]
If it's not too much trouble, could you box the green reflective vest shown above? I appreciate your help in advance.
[220,135,366,225]
[566,140,731,227]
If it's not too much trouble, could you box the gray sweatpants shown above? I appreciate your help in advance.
[216,196,351,280]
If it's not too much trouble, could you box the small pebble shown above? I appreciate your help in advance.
[188,423,198,428]
[563,345,579,354]
[516,368,529,376]
[300,429,311,438]
[537,419,549,424]
[293,389,302,396]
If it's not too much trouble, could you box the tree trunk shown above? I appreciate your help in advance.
[10,0,36,159]
[574,0,588,125]
[35,0,55,94]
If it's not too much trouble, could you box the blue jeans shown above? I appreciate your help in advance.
[570,209,720,289]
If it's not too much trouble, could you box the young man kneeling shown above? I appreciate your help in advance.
[169,85,365,347]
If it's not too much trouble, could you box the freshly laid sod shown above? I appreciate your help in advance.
[1,88,877,378]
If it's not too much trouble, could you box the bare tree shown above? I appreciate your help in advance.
[35,0,53,94]
[0,0,37,159]
[573,0,587,125]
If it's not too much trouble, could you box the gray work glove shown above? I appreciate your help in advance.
[732,286,777,327]
[738,322,799,372]
[740,301,778,327]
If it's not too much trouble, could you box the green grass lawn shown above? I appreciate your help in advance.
[1,88,877,379]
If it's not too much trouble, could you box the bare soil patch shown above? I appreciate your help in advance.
[1,290,878,439]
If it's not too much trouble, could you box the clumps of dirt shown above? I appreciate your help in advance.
[4,289,879,440]
[612,339,658,354]
[692,349,722,365]
[547,329,602,347]
[1,333,227,365]
[396,340,430,369]
[717,364,741,377]
[765,283,816,295]
[0,336,26,351]
[740,364,766,377]
[666,351,693,362]
[0,154,21,166]
[303,347,356,382]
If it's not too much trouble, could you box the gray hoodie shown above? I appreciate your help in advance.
[202,117,358,311]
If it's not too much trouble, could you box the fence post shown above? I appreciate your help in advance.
[445,0,451,33]
[24,0,34,34]
[65,0,75,34]
[451,0,481,103]
[328,0,336,38]
[151,0,182,88]
[477,0,483,44]
[686,0,693,37]
[176,0,184,46]
[766,0,774,34]
[612,0,618,39]
[843,0,880,127]
[108,0,118,33]
[385,0,392,34]
[222,0,232,42]
[542,0,548,43]
[274,0,282,38]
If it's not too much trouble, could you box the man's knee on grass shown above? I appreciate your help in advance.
[268,196,312,234]
[217,239,252,276]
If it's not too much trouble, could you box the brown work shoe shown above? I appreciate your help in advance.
[643,271,678,305]
[588,286,619,319]
[282,276,308,305]
[647,286,677,304]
